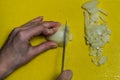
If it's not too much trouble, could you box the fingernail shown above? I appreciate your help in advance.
[48,41,58,48]
[55,22,61,26]
[33,16,43,22]
[57,70,73,80]
[63,70,73,80]
[51,22,61,27]
[52,44,58,48]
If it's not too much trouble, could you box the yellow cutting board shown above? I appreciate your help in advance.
[0,0,120,80]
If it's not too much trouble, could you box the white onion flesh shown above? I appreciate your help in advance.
[46,25,72,47]
[82,0,111,66]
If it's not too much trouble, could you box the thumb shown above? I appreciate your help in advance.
[29,41,58,57]
[57,70,73,80]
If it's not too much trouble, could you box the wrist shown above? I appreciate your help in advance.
[0,59,15,79]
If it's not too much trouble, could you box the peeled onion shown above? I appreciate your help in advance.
[46,25,72,46]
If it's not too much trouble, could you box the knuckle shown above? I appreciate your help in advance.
[13,27,21,33]
[41,22,48,28]
[17,31,26,40]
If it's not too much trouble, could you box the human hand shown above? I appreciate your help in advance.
[57,70,73,80]
[0,16,60,79]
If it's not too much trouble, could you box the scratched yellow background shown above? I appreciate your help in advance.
[0,0,120,80]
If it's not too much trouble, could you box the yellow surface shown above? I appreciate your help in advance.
[0,0,120,80]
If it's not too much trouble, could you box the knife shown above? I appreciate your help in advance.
[61,21,68,72]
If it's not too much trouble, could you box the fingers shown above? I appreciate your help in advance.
[11,16,44,38]
[42,21,61,36]
[14,16,60,40]
[28,41,57,57]
[24,21,60,40]
[57,70,73,80]
[31,16,43,22]
[20,16,43,30]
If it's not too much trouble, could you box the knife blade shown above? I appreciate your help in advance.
[61,21,68,72]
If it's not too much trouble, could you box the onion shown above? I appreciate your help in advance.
[82,0,111,66]
[46,25,72,47]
